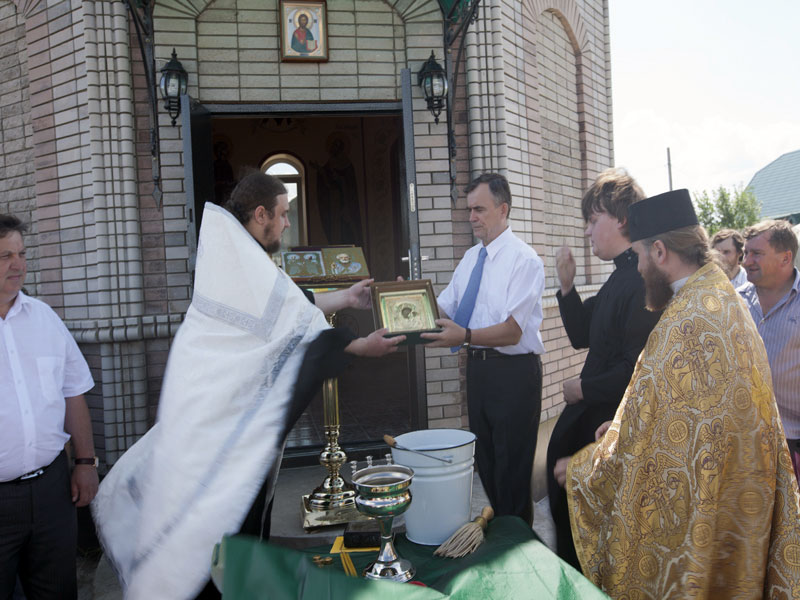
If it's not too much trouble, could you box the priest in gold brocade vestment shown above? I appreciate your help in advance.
[555,189,800,599]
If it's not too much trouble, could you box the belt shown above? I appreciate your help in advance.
[467,347,535,360]
[1,453,60,484]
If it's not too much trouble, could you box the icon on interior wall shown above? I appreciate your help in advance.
[280,246,369,284]
[280,0,328,62]
[281,250,326,277]
[326,249,364,276]
[312,132,363,247]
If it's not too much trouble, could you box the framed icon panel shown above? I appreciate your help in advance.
[280,1,328,62]
[371,279,442,344]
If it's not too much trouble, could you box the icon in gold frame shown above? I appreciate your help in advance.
[280,0,328,62]
[371,280,441,344]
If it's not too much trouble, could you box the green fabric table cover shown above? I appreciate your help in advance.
[221,516,609,599]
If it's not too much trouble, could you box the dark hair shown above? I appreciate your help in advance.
[642,225,712,269]
[710,228,744,259]
[0,214,28,239]
[743,219,798,261]
[581,168,644,238]
[225,172,287,225]
[465,173,512,216]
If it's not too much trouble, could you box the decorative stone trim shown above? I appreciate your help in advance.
[65,313,185,344]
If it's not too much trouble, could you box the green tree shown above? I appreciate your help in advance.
[693,185,761,235]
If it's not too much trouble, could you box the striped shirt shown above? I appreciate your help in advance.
[739,268,800,438]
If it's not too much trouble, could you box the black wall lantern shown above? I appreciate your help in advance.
[159,49,188,126]
[417,51,448,124]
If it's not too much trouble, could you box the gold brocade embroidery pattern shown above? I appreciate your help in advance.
[567,263,800,599]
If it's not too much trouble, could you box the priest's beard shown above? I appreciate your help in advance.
[641,259,674,311]
[264,239,281,255]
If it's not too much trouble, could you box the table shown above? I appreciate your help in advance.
[219,516,609,599]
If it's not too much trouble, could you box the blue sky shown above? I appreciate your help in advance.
[609,0,800,197]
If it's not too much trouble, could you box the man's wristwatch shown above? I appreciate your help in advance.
[462,327,471,349]
[74,456,99,468]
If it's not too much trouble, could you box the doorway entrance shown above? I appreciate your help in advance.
[182,104,427,461]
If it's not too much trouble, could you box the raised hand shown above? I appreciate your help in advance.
[555,245,576,295]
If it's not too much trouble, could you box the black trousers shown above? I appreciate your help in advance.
[467,352,542,525]
[546,401,617,569]
[0,452,77,600]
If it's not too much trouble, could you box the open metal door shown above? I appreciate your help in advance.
[401,71,423,280]
[401,69,428,429]
[180,94,214,269]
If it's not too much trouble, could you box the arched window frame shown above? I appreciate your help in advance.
[261,153,308,248]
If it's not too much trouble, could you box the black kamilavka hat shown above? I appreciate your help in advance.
[628,189,698,242]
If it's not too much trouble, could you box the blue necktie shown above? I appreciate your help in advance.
[451,246,488,352]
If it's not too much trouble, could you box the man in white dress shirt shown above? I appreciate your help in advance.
[423,173,545,524]
[0,214,97,600]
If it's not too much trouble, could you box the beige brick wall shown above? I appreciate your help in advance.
[153,0,463,432]
[1,0,617,462]
[535,8,584,290]
[0,1,185,466]
[149,0,616,429]
[434,0,615,426]
[190,0,406,103]
[0,1,38,283]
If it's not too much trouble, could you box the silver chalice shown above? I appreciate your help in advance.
[351,464,415,582]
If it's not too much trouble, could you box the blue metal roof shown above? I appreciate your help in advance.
[748,149,800,220]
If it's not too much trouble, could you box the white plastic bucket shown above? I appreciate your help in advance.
[390,428,476,545]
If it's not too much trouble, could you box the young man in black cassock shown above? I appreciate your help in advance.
[546,169,662,568]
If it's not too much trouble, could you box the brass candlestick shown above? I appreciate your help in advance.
[302,312,363,529]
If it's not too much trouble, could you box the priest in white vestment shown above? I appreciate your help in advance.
[93,173,403,599]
